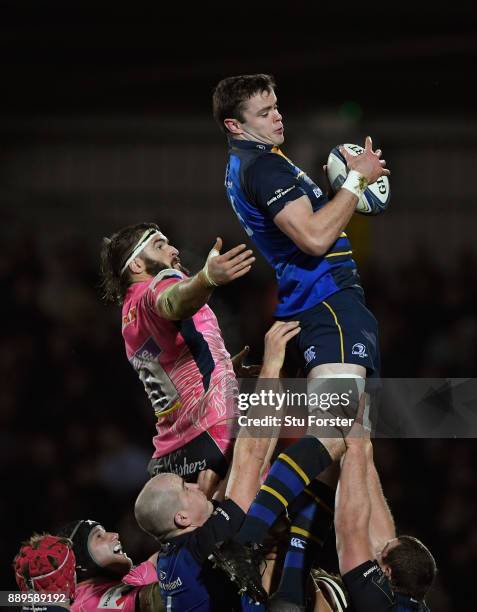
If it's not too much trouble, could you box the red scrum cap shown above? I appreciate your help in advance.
[14,534,76,601]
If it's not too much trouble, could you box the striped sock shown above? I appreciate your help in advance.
[275,480,335,606]
[235,436,332,546]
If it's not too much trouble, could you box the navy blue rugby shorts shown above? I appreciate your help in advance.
[283,287,380,377]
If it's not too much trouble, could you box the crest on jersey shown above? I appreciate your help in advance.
[352,343,368,358]
[304,346,316,365]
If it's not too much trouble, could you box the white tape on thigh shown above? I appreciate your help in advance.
[315,373,365,396]
[313,374,371,430]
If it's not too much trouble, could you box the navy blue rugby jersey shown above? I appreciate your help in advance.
[225,138,361,317]
[157,499,245,611]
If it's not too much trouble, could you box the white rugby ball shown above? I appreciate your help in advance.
[326,143,391,215]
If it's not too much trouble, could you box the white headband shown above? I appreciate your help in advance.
[120,229,166,274]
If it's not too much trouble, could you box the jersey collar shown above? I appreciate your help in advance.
[228,137,274,152]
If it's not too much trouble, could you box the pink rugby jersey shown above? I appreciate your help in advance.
[122,269,238,457]
[72,560,157,612]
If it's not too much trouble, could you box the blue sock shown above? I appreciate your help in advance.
[275,480,335,606]
[235,436,332,546]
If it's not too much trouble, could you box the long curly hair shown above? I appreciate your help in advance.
[99,222,161,305]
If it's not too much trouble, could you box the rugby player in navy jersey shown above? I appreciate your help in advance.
[212,74,390,599]
[212,74,389,383]
[335,422,436,611]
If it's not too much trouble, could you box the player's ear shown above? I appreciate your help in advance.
[174,511,191,528]
[129,257,145,274]
[223,118,242,135]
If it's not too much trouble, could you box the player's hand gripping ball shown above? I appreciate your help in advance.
[326,143,391,215]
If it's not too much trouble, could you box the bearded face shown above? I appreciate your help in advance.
[143,255,190,277]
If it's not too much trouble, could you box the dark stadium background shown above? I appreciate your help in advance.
[1,3,476,610]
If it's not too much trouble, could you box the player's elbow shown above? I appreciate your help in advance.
[156,296,188,321]
[289,225,328,255]
[298,234,328,257]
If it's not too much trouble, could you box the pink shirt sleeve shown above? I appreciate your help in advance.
[144,272,183,313]
[122,560,158,587]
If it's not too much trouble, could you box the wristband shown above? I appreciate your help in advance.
[201,247,220,287]
[342,170,368,198]
[199,267,218,288]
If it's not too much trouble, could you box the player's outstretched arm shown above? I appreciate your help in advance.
[156,237,255,320]
[274,136,390,256]
[259,320,301,378]
[334,424,374,576]
[225,321,301,513]
[366,443,396,556]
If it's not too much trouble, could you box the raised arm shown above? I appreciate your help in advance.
[274,136,389,256]
[334,435,374,576]
[225,320,301,513]
[156,237,254,320]
[366,443,396,556]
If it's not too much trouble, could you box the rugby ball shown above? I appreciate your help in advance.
[326,143,391,215]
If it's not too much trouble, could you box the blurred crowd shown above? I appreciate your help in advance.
[1,226,476,611]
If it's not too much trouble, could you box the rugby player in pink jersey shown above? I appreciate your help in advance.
[57,519,162,612]
[100,223,256,496]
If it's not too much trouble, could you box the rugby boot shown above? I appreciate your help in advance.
[210,540,267,603]
[266,593,305,611]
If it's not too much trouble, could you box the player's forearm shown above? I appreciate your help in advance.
[226,435,276,512]
[227,379,282,511]
[259,364,281,378]
[335,445,371,536]
[366,449,396,552]
[306,189,358,256]
[156,271,214,320]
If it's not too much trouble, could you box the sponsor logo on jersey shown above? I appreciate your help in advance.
[133,337,162,365]
[290,537,306,549]
[154,453,207,477]
[313,187,323,198]
[160,576,183,591]
[214,506,230,521]
[266,185,295,206]
[304,345,316,365]
[98,584,133,609]
[352,342,368,358]
[363,564,378,578]
[122,306,137,327]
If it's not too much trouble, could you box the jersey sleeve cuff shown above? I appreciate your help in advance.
[217,498,246,530]
[268,185,307,218]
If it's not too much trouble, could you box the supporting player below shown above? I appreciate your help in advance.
[335,426,437,610]
[134,320,350,610]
